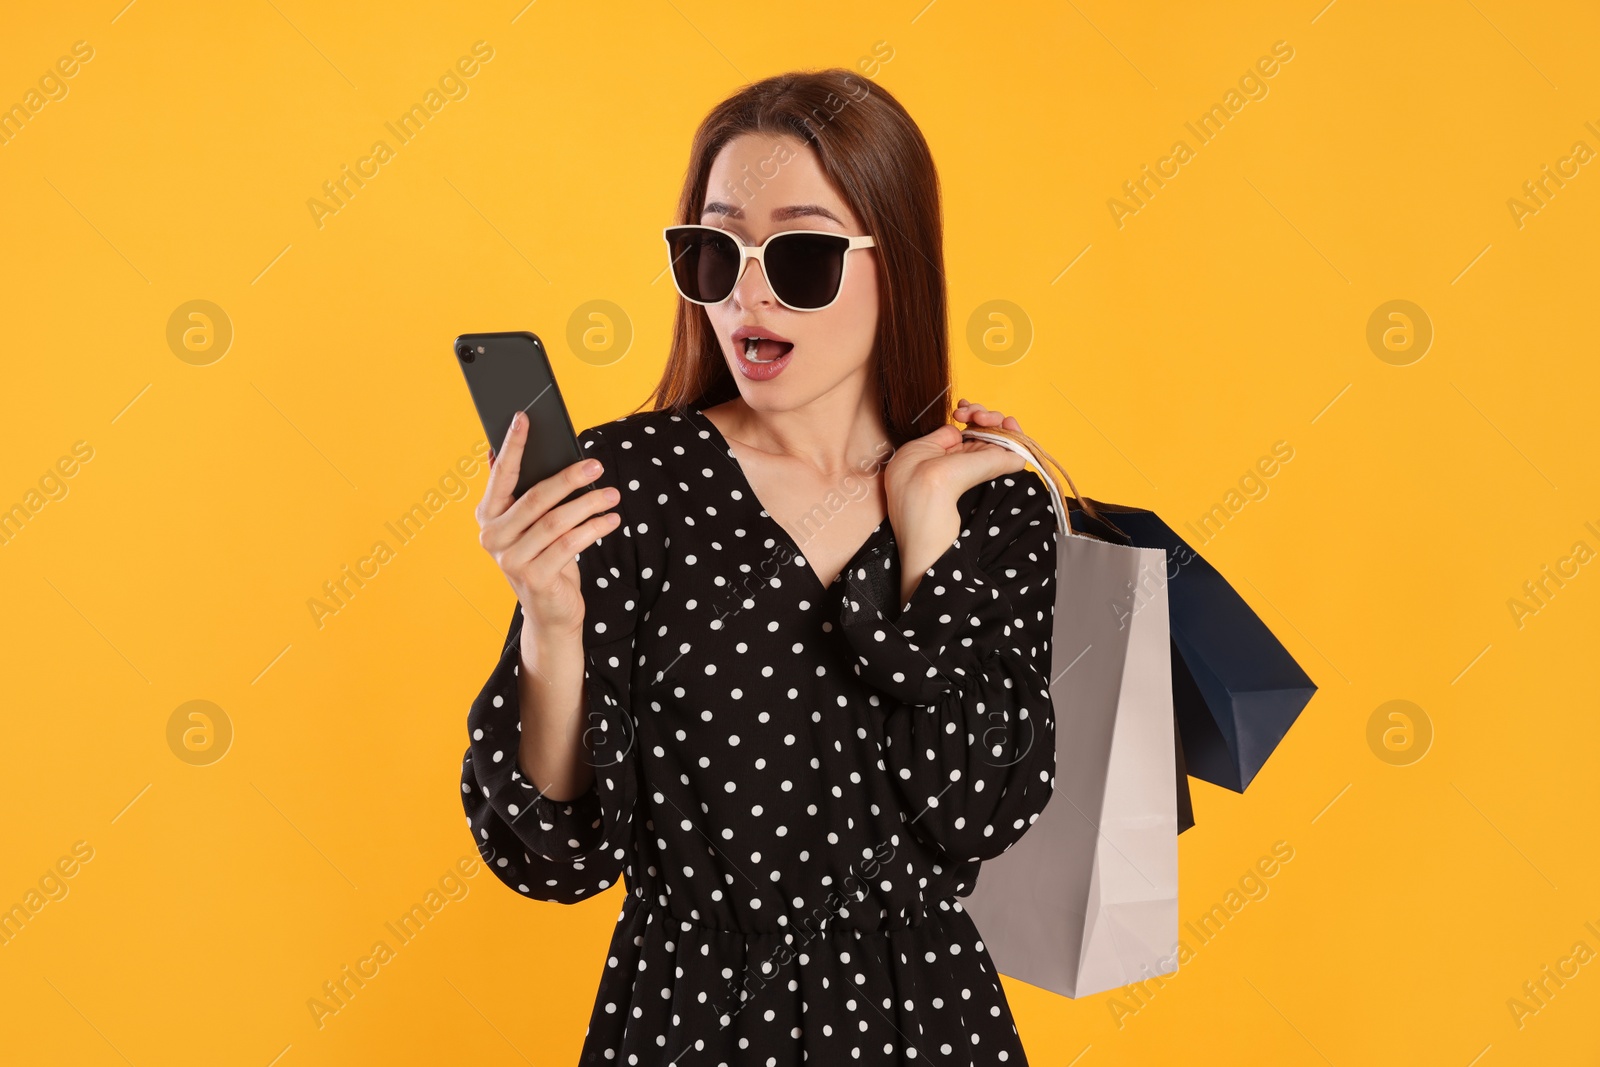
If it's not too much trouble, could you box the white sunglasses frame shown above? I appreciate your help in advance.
[661,224,877,312]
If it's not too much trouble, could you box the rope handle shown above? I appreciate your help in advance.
[959,426,1128,542]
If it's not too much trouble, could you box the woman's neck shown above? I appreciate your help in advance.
[703,386,891,479]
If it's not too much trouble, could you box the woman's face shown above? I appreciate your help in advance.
[698,132,880,412]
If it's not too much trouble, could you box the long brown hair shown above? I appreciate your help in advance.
[639,69,950,446]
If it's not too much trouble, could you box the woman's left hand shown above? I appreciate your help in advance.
[884,399,1028,605]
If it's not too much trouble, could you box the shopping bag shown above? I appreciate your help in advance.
[1065,499,1318,794]
[958,429,1179,1000]
[1068,503,1195,833]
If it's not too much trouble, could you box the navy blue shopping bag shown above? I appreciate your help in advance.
[1068,498,1318,830]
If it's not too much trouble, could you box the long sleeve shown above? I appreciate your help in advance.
[838,468,1058,864]
[459,427,643,903]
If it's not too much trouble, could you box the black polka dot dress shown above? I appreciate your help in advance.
[461,405,1059,1065]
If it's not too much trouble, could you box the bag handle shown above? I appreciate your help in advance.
[960,426,1127,541]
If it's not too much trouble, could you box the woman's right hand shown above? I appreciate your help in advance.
[475,411,622,639]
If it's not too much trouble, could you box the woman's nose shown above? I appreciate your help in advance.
[730,255,775,308]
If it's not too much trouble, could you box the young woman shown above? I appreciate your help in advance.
[462,68,1059,1065]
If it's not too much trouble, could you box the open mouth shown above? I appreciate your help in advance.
[741,335,795,364]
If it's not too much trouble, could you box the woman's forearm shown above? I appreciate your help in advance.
[515,622,595,803]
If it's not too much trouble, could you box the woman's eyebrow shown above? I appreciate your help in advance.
[701,201,845,225]
[771,203,844,224]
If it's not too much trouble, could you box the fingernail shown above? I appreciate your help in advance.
[584,459,602,475]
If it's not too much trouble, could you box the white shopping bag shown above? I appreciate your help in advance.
[959,429,1179,999]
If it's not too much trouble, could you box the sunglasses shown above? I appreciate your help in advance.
[662,224,877,312]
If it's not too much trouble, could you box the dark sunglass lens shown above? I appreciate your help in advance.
[667,228,739,303]
[765,232,848,309]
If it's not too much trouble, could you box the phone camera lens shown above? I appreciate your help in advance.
[456,342,475,363]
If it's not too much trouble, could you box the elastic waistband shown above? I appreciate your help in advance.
[628,884,961,939]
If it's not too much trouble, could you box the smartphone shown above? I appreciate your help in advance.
[453,331,583,500]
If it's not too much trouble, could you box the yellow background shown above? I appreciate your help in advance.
[2,0,1596,1063]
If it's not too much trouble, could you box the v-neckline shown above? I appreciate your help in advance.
[690,406,891,594]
